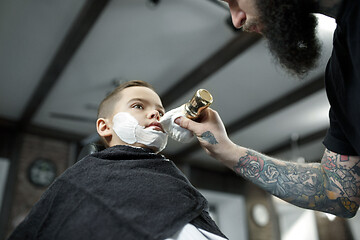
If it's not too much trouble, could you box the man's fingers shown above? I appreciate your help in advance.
[175,116,200,133]
[174,116,190,129]
[174,117,182,126]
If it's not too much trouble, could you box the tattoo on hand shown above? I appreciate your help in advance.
[200,131,218,145]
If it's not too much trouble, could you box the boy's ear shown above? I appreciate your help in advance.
[96,118,112,137]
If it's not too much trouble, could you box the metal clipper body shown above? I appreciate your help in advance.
[184,89,213,120]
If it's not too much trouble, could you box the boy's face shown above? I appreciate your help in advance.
[102,86,166,149]
[112,86,165,129]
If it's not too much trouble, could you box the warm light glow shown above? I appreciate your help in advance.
[324,213,337,221]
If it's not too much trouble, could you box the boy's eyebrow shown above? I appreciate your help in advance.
[128,98,165,111]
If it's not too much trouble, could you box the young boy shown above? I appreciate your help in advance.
[8,80,227,240]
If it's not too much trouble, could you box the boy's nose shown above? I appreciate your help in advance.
[148,110,160,120]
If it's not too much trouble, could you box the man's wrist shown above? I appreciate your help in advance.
[212,141,244,168]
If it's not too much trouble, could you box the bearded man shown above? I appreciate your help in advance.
[176,0,360,218]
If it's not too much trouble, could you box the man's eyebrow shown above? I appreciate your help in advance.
[128,98,165,111]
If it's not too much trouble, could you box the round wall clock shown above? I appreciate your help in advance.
[27,158,57,187]
[251,203,270,227]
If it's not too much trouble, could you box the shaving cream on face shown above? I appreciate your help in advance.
[112,112,168,153]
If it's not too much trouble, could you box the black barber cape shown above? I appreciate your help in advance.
[9,145,226,240]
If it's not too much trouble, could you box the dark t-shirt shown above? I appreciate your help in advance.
[323,0,360,156]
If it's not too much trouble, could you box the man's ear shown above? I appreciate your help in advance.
[96,118,112,137]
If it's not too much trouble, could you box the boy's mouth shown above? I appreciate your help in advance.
[147,122,164,133]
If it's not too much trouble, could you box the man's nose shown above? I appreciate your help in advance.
[221,0,245,28]
[230,10,246,29]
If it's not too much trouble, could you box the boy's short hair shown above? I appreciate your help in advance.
[97,80,155,119]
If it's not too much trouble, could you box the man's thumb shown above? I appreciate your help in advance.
[174,116,199,133]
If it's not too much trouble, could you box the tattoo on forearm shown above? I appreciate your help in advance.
[233,149,360,218]
[321,150,360,216]
[200,131,218,145]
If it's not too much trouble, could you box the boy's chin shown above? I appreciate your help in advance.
[130,143,158,152]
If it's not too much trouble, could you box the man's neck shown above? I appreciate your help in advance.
[315,0,343,18]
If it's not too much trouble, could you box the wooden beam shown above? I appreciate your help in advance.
[264,127,328,156]
[226,75,325,133]
[161,32,261,107]
[25,124,85,142]
[189,165,246,195]
[0,131,22,240]
[0,117,84,142]
[172,74,325,159]
[20,0,111,128]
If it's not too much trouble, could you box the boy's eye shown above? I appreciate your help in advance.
[159,111,164,117]
[131,103,144,109]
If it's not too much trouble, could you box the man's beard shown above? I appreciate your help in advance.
[250,0,321,77]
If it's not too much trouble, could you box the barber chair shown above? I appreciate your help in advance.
[76,143,105,162]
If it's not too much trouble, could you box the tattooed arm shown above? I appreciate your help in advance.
[176,108,360,218]
[231,148,360,218]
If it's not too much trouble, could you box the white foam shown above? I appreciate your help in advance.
[112,112,168,153]
[160,105,194,143]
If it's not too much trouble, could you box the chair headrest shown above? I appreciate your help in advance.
[77,143,105,162]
